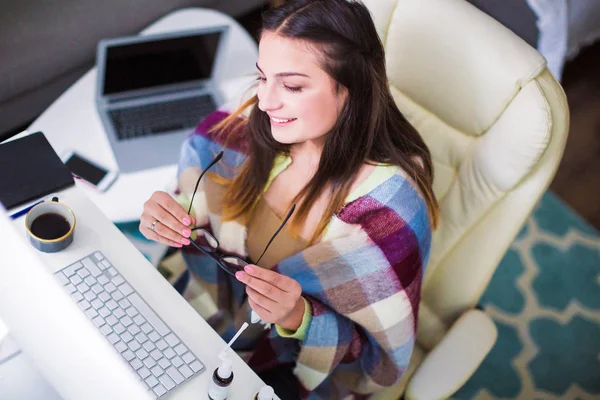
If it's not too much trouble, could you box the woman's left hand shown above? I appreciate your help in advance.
[235,265,305,331]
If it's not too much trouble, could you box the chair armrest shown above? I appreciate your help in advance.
[406,309,497,400]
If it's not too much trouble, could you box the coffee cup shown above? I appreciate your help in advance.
[25,197,76,253]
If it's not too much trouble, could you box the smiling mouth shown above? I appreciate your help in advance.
[269,116,297,125]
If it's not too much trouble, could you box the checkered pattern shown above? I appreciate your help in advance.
[178,111,432,399]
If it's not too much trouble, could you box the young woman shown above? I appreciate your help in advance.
[140,0,438,398]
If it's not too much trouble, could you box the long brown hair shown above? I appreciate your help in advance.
[215,0,438,244]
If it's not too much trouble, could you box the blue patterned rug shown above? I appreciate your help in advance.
[116,192,600,399]
[454,192,600,400]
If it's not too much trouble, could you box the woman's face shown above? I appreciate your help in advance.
[256,32,347,148]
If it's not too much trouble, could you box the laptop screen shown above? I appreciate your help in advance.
[103,31,222,96]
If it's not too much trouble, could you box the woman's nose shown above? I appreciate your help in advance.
[258,84,283,112]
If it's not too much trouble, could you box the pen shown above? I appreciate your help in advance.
[9,200,44,220]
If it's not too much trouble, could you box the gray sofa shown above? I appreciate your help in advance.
[0,0,267,140]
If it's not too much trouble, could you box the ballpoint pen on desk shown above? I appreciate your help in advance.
[9,200,44,220]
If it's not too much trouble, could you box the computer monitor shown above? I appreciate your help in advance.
[0,204,151,400]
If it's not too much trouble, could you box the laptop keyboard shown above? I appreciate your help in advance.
[54,251,204,399]
[109,94,217,140]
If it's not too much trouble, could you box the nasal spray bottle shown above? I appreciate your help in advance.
[208,322,249,400]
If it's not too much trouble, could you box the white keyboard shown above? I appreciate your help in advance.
[54,251,204,398]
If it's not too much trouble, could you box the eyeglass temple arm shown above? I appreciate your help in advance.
[187,151,224,216]
[255,204,296,265]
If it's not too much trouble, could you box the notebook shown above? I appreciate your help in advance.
[0,132,74,209]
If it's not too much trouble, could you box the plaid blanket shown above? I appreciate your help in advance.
[178,111,432,399]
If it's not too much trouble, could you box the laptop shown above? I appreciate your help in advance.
[0,188,208,399]
[95,26,229,173]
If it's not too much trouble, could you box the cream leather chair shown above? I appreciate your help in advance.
[360,0,570,399]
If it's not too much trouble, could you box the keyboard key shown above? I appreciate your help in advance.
[115,341,127,353]
[107,267,118,278]
[92,316,105,327]
[158,358,170,369]
[141,323,153,334]
[91,284,103,295]
[182,352,195,364]
[70,275,82,286]
[166,366,185,385]
[189,360,202,373]
[55,273,69,286]
[84,275,96,286]
[119,283,134,297]
[128,324,141,336]
[156,340,168,351]
[91,298,103,310]
[84,291,96,302]
[100,259,111,270]
[105,282,117,293]
[143,357,156,369]
[77,268,90,279]
[112,290,124,302]
[150,349,162,361]
[98,275,109,285]
[128,293,169,336]
[63,262,81,277]
[113,308,125,319]
[107,333,120,344]
[148,331,161,343]
[82,257,102,277]
[130,358,143,371]
[136,348,149,360]
[143,341,156,353]
[112,275,125,287]
[153,384,167,397]
[106,300,118,311]
[146,375,159,388]
[128,340,141,352]
[119,299,131,309]
[138,367,151,379]
[165,333,180,347]
[174,343,187,356]
[85,308,98,319]
[135,332,148,344]
[71,291,84,302]
[126,307,139,318]
[114,323,126,335]
[76,283,90,293]
[94,252,104,262]
[178,364,193,379]
[78,300,91,311]
[151,365,164,378]
[122,350,135,362]
[159,374,176,391]
[121,331,134,343]
[172,356,183,368]
[121,316,133,327]
[99,292,111,302]
[133,314,145,326]
[106,315,118,326]
[164,348,176,360]
[65,283,77,294]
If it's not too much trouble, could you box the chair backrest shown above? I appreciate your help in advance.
[362,0,569,349]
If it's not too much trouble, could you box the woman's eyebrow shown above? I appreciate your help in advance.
[256,63,310,78]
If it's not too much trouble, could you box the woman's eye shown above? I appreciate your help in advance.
[284,85,302,93]
[257,76,266,83]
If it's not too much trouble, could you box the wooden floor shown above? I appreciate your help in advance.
[551,43,600,230]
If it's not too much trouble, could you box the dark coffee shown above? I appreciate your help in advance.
[30,213,71,240]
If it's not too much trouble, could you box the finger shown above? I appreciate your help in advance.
[246,286,279,312]
[243,264,300,294]
[144,204,191,245]
[235,270,287,302]
[155,191,193,226]
[139,221,183,248]
[141,215,189,246]
[248,297,273,321]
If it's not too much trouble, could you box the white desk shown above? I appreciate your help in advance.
[25,8,258,223]
[0,186,273,399]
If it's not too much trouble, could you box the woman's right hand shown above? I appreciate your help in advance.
[140,191,197,248]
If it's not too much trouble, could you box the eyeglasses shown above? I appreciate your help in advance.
[185,151,296,277]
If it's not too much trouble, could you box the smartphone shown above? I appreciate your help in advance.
[61,150,118,192]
